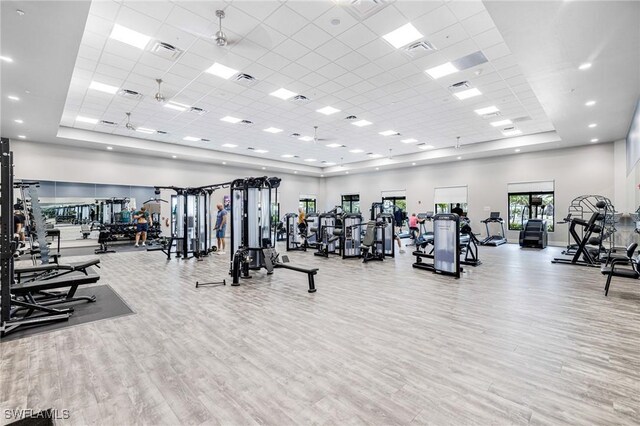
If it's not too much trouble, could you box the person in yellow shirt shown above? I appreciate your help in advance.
[297,207,306,233]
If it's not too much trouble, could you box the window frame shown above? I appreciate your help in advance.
[299,197,317,215]
[507,191,555,232]
[341,194,360,214]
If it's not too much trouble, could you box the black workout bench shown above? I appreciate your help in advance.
[15,259,101,283]
[273,262,318,293]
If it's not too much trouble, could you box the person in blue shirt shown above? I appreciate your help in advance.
[133,206,151,247]
[214,203,227,254]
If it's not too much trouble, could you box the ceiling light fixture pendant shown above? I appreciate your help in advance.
[154,78,165,102]
[455,136,461,150]
[214,10,227,47]
[125,112,135,131]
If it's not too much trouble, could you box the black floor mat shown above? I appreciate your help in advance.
[1,285,134,341]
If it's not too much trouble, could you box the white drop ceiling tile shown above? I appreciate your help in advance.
[363,3,412,36]
[154,24,198,50]
[279,62,312,82]
[82,32,109,51]
[138,52,176,73]
[315,38,351,61]
[511,83,533,94]
[95,63,132,80]
[485,88,515,101]
[286,0,333,21]
[124,1,175,23]
[244,25,287,50]
[357,38,397,61]
[495,65,521,80]
[125,72,158,89]
[89,0,121,21]
[116,5,164,36]
[84,13,115,37]
[317,80,345,97]
[490,54,519,71]
[334,51,370,71]
[338,24,378,50]
[350,80,376,95]
[272,38,310,62]
[333,72,362,88]
[335,87,359,101]
[461,9,496,37]
[75,57,98,73]
[230,39,269,61]
[293,24,333,51]
[263,6,308,37]
[446,0,486,21]
[102,39,145,62]
[257,51,291,72]
[316,62,349,80]
[388,62,422,80]
[471,27,503,50]
[296,51,329,72]
[221,5,264,37]
[373,51,410,72]
[130,62,165,80]
[242,62,275,82]
[483,42,512,61]
[429,23,469,51]
[437,38,479,63]
[352,62,384,80]
[266,73,296,88]
[409,50,447,71]
[413,5,458,36]
[394,0,444,21]
[314,5,359,36]
[505,75,529,88]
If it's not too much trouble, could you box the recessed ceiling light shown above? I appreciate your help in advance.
[316,106,341,115]
[401,138,418,144]
[490,119,512,127]
[590,138,599,143]
[7,95,19,101]
[17,135,25,139]
[75,116,97,124]
[164,102,188,112]
[222,143,237,148]
[326,143,342,148]
[136,127,155,134]
[585,100,596,106]
[281,154,295,158]
[352,119,372,127]
[183,136,200,142]
[89,81,119,94]
[345,171,349,174]
[263,127,283,134]
[375,167,380,171]
[515,149,521,152]
[425,62,458,79]
[454,88,482,100]
[255,149,269,153]
[578,62,592,70]
[457,156,462,160]
[411,162,416,166]
[14,119,23,124]
[220,116,242,124]
[382,23,424,49]
[503,129,522,137]
[222,161,227,165]
[205,62,238,79]
[321,174,324,177]
[298,136,314,142]
[419,145,434,150]
[172,155,177,158]
[0,56,14,62]
[106,146,113,150]
[304,159,317,162]
[270,88,297,100]
[379,130,398,136]
[474,106,499,115]
[294,171,298,174]
[369,154,383,158]
[261,167,266,170]
[324,162,336,166]
[349,149,364,153]
[588,123,597,128]
[109,24,151,50]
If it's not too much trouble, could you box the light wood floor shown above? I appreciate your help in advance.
[1,242,639,425]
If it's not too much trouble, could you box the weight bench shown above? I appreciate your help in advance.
[15,258,101,283]
[274,262,319,293]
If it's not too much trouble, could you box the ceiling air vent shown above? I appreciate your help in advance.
[512,116,532,123]
[149,41,183,61]
[449,81,470,90]
[99,120,118,127]
[118,89,143,100]
[156,130,168,135]
[292,95,310,104]
[189,106,208,115]
[234,73,257,86]
[503,126,516,131]
[201,138,210,142]
[345,115,357,120]
[402,41,436,58]
[344,0,390,20]
[239,119,253,126]
[482,112,501,118]
[290,133,301,137]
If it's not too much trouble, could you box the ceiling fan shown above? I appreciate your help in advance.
[124,112,135,131]
[214,10,228,47]
[154,78,165,103]
[313,126,335,144]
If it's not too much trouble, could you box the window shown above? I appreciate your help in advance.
[299,197,316,214]
[341,194,360,213]
[508,192,555,231]
[434,186,468,216]
[382,196,406,226]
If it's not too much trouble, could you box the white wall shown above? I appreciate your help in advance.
[321,143,617,246]
[12,140,320,217]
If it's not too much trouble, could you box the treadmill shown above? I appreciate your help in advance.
[480,212,507,246]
